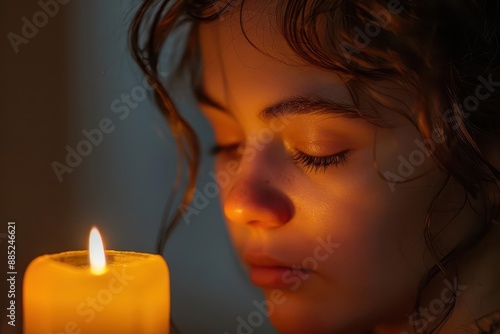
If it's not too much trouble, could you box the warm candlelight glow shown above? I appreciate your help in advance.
[24,227,170,333]
[89,227,106,275]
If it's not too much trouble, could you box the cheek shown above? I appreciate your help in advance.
[316,146,437,262]
[283,163,434,326]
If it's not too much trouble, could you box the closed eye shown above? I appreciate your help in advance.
[209,143,242,156]
[209,143,350,173]
[290,149,350,173]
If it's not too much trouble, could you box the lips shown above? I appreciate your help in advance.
[243,253,313,288]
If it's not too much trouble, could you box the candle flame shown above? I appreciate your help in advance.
[89,227,106,274]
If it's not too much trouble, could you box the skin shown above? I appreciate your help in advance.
[194,5,499,334]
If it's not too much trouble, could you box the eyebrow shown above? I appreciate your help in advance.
[195,86,362,121]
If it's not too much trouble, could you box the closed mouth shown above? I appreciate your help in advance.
[248,265,313,287]
[243,253,314,288]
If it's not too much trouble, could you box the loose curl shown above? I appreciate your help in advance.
[129,1,500,332]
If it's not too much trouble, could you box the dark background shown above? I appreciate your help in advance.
[0,1,274,333]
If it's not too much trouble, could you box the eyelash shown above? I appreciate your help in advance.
[209,143,350,173]
[291,149,350,173]
[209,143,241,156]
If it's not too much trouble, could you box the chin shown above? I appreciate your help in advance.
[269,315,360,334]
[264,294,374,334]
[265,298,339,334]
[270,316,369,334]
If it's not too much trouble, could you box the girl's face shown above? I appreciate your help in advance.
[196,12,470,334]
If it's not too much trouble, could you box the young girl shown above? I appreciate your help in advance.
[130,0,500,333]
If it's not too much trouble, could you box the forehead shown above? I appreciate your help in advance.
[199,1,301,64]
[196,5,416,126]
[197,13,354,118]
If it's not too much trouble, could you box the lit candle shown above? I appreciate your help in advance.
[23,228,170,334]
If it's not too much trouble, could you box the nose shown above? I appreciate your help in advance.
[223,164,294,229]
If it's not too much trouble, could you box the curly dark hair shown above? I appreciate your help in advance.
[129,0,500,332]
